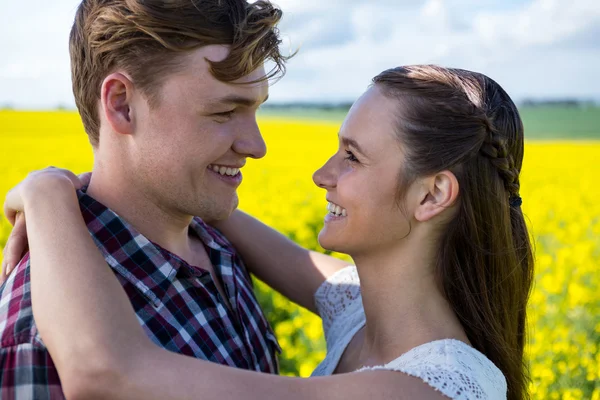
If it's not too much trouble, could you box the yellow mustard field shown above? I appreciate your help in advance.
[1,110,599,398]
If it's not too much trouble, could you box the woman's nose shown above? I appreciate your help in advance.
[313,156,337,189]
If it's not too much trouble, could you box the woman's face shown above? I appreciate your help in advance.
[313,86,420,256]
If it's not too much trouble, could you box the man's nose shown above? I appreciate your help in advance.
[233,118,267,159]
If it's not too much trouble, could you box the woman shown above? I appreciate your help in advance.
[2,65,533,399]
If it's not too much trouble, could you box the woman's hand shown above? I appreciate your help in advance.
[1,212,27,282]
[1,168,91,280]
[3,167,83,223]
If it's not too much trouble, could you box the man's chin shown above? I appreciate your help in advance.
[220,195,239,219]
[210,209,235,223]
[199,199,238,224]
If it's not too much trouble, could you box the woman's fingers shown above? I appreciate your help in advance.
[3,167,83,226]
[0,213,28,282]
[0,167,82,282]
[78,172,92,187]
[4,213,28,276]
[3,186,24,225]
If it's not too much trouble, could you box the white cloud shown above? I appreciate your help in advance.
[270,0,600,103]
[472,0,600,48]
[0,0,598,108]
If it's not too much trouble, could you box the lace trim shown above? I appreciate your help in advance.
[314,266,361,335]
[358,339,507,400]
[313,268,507,399]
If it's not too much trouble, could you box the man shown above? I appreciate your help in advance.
[0,0,289,397]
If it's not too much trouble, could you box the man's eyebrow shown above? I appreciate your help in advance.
[340,136,367,157]
[209,94,269,108]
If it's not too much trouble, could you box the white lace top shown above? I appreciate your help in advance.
[311,266,508,400]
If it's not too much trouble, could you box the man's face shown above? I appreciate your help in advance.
[128,45,268,222]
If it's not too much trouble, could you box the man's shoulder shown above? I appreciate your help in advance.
[0,253,42,348]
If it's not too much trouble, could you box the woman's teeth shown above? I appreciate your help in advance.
[327,202,347,217]
[208,164,240,177]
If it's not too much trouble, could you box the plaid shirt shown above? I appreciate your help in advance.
[0,190,280,399]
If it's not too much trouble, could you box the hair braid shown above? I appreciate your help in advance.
[478,118,520,196]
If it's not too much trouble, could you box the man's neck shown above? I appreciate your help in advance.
[86,167,196,260]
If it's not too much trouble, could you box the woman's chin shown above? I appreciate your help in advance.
[318,229,345,253]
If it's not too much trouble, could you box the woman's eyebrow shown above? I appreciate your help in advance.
[340,135,368,157]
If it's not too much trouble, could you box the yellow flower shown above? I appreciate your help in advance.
[2,112,600,399]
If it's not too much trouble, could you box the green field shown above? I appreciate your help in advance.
[258,105,600,140]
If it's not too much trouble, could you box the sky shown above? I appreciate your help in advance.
[1,0,599,108]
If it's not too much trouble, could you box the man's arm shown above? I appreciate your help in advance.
[212,210,350,313]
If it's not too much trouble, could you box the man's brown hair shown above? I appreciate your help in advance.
[70,0,288,146]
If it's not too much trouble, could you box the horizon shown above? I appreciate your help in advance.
[1,98,599,112]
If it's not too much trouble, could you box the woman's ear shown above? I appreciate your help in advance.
[414,170,459,222]
[100,72,135,136]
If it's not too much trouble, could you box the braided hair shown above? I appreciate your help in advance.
[479,125,519,196]
[373,65,534,400]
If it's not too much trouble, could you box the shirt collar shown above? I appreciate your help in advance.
[189,217,233,255]
[76,189,230,306]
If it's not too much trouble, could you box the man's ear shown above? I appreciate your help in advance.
[414,170,459,222]
[100,72,135,136]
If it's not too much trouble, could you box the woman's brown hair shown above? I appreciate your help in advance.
[373,65,534,400]
[70,0,288,146]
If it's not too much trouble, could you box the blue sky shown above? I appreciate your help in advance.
[1,0,599,108]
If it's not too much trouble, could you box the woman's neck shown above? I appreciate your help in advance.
[352,236,469,367]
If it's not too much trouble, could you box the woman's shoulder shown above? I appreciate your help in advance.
[314,265,362,334]
[312,266,366,377]
[359,339,507,400]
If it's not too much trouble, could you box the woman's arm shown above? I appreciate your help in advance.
[212,210,350,313]
[113,345,444,400]
[16,175,147,398]
[10,172,442,400]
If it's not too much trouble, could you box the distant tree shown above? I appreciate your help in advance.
[520,98,594,108]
